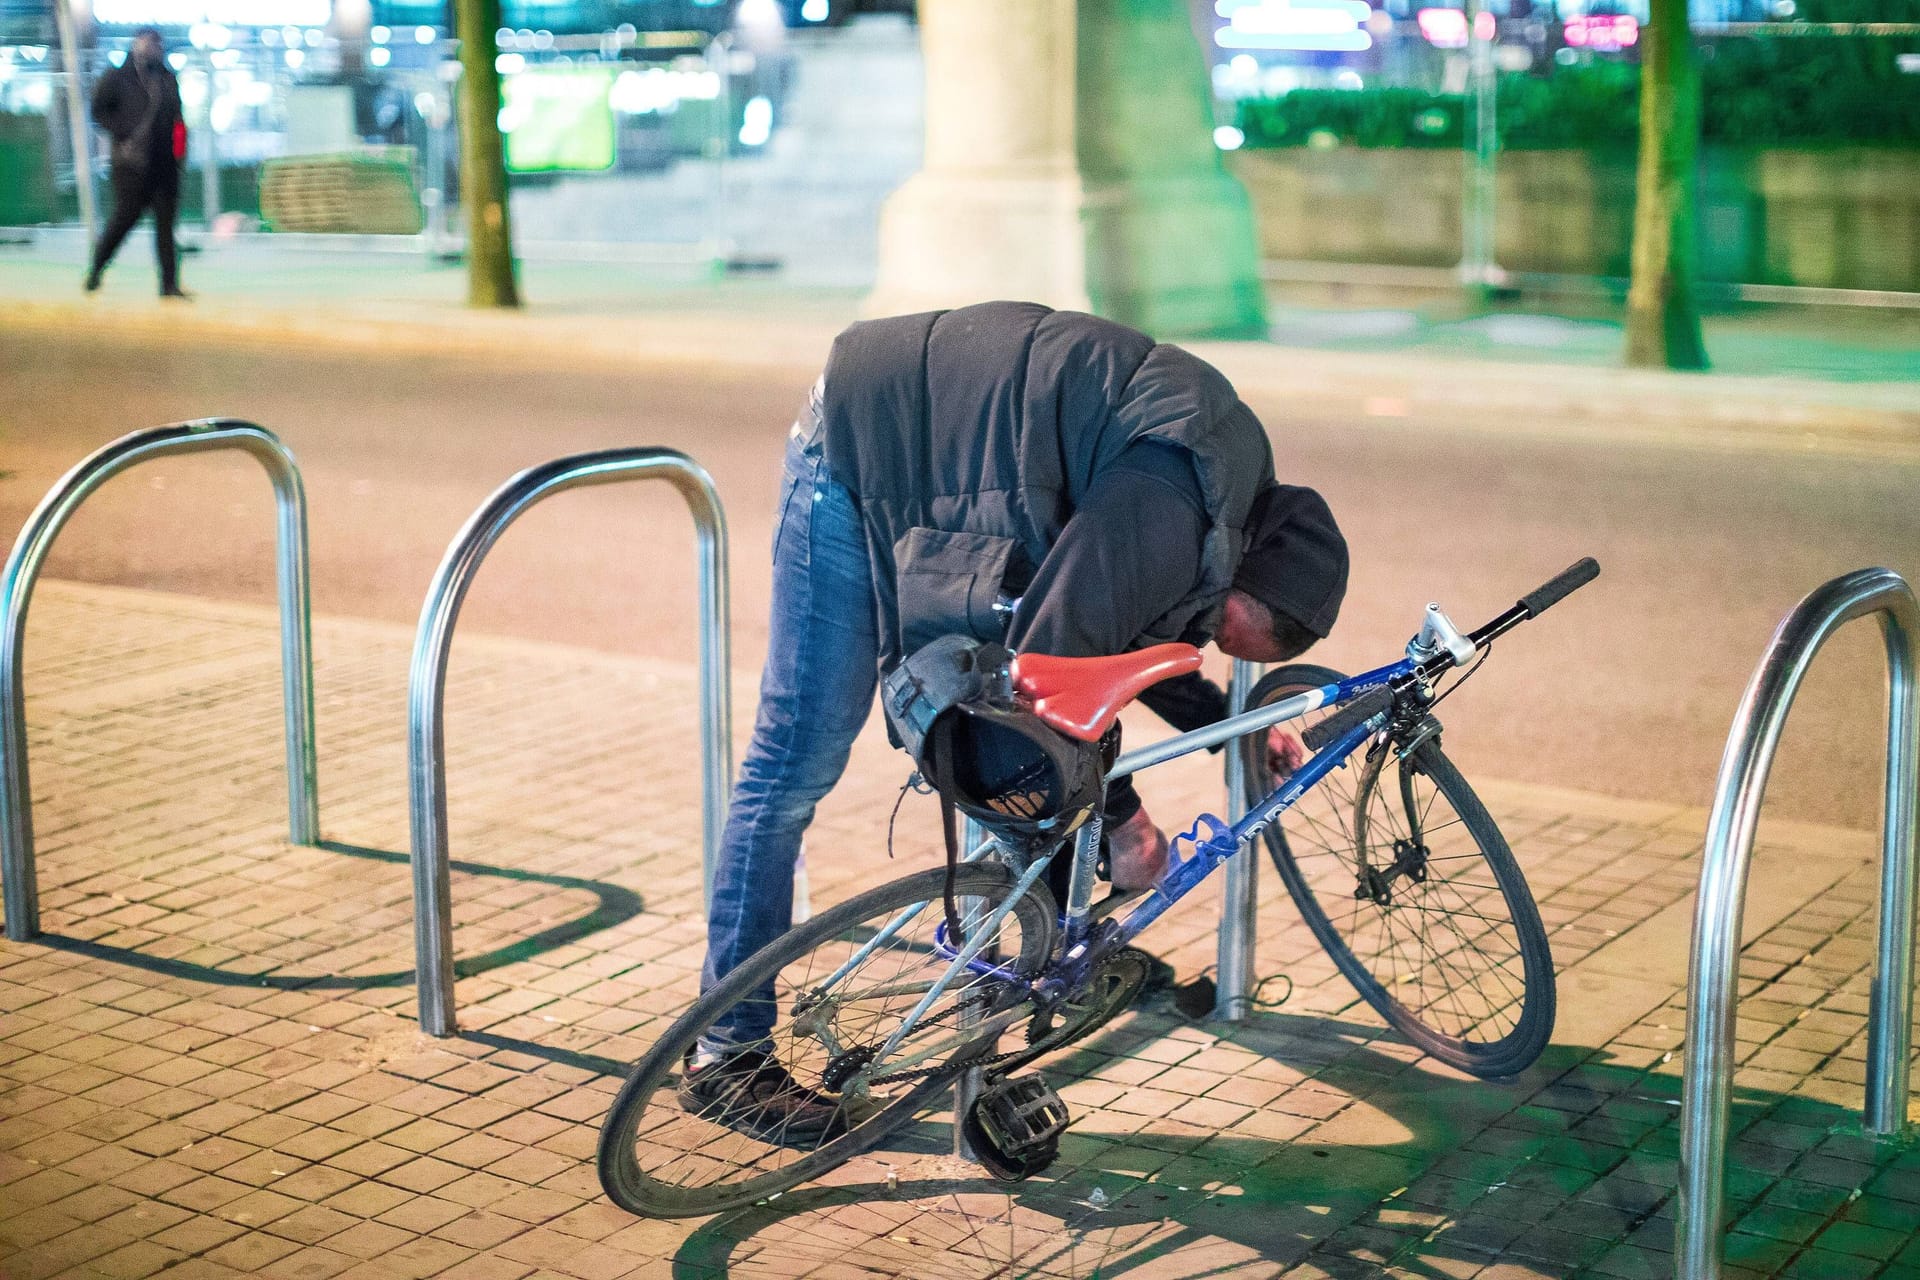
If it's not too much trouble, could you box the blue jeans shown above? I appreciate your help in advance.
[699,395,878,1053]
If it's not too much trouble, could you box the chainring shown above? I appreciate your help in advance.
[1021,948,1153,1060]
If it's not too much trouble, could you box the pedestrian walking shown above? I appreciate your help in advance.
[85,27,189,299]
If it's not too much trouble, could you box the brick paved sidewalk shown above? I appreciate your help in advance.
[0,583,1914,1280]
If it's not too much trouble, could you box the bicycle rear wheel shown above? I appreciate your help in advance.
[598,863,1054,1218]
[1241,666,1554,1078]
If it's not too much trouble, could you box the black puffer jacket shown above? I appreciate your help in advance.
[91,59,182,167]
[819,301,1277,678]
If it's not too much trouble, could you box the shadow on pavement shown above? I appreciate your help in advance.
[36,837,645,992]
[663,1008,1919,1278]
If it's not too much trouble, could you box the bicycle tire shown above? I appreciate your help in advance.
[598,862,1054,1218]
[1240,665,1555,1078]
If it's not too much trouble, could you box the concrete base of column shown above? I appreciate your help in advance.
[865,0,1267,339]
[864,170,1093,318]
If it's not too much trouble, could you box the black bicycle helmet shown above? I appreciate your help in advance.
[882,634,1105,838]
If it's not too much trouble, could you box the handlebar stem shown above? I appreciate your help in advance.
[1407,604,1476,669]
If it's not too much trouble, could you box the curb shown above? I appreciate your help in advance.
[8,294,1919,461]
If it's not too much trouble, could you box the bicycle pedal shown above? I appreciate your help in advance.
[965,1073,1069,1182]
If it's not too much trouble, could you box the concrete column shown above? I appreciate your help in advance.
[867,0,1265,339]
[866,0,1090,316]
[1077,0,1267,337]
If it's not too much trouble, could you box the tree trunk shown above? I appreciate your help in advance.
[1625,0,1707,369]
[454,0,520,308]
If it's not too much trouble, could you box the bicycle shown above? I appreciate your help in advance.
[598,558,1600,1217]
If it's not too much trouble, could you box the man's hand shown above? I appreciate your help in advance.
[1268,726,1308,779]
[1108,807,1169,891]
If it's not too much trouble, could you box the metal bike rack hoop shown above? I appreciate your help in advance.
[1676,566,1918,1278]
[1216,658,1263,1021]
[409,447,731,1037]
[1,420,320,941]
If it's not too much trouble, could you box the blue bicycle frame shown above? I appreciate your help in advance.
[1096,660,1410,949]
[834,556,1601,1087]
[902,656,1413,1043]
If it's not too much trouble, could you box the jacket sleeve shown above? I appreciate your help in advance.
[90,73,118,135]
[1136,671,1229,734]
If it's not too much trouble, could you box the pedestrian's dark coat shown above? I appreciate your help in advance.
[91,59,183,171]
[819,300,1277,676]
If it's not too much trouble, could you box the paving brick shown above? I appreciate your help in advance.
[322,1181,416,1220]
[257,1244,360,1279]
[264,1203,361,1246]
[6,583,1911,1280]
[205,1230,307,1271]
[327,1142,415,1179]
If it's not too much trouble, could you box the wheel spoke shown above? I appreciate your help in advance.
[1245,670,1551,1078]
[600,866,1050,1216]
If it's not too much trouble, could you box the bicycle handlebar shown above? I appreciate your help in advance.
[1519,557,1601,620]
[1409,556,1602,681]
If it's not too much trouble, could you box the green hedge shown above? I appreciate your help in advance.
[0,114,55,225]
[1236,41,1920,150]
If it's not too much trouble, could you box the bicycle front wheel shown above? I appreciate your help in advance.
[598,863,1054,1218]
[1242,666,1555,1078]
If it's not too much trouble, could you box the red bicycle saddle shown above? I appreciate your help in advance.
[1011,643,1205,742]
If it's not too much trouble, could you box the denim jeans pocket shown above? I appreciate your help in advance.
[772,377,829,560]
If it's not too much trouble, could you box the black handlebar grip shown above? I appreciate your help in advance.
[1519,557,1600,619]
[1301,688,1393,752]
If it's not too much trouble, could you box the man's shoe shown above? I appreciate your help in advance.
[678,1047,848,1146]
[159,286,193,300]
[83,270,101,293]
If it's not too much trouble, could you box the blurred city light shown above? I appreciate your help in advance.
[1416,8,1468,47]
[609,65,721,114]
[737,0,786,33]
[92,0,328,21]
[739,94,773,146]
[1564,14,1639,49]
[1216,0,1374,52]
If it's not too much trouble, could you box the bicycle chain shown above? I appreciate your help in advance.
[860,959,1138,1087]
[841,987,1044,1088]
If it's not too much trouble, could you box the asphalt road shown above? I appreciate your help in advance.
[4,328,1916,829]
